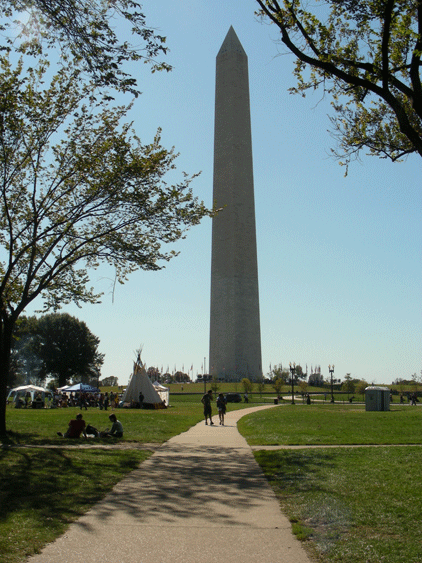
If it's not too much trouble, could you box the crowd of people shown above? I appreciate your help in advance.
[51,391,120,410]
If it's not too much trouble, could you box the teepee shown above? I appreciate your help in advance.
[121,357,165,407]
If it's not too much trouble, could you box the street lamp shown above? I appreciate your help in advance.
[289,362,296,404]
[329,364,335,403]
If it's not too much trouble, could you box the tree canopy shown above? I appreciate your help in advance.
[0,53,212,435]
[1,0,170,94]
[9,315,40,387]
[12,313,103,387]
[34,313,103,387]
[256,0,422,169]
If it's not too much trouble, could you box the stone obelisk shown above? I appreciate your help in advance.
[209,27,262,382]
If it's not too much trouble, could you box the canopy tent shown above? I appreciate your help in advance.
[121,361,167,407]
[63,383,99,393]
[7,385,52,405]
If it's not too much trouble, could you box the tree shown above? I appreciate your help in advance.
[9,315,42,387]
[147,367,161,382]
[256,0,422,170]
[273,376,284,396]
[34,313,103,387]
[298,380,308,394]
[0,54,212,435]
[210,376,220,394]
[356,380,369,395]
[308,373,324,386]
[256,376,266,397]
[241,377,254,394]
[272,364,289,384]
[341,374,356,395]
[100,376,118,387]
[162,372,172,383]
[2,0,171,95]
[174,371,189,383]
[10,313,102,387]
[294,364,306,380]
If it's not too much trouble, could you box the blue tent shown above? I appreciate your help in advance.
[64,383,99,393]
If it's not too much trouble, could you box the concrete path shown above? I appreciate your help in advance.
[29,405,312,563]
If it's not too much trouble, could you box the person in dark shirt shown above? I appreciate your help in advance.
[201,389,214,425]
[217,393,227,425]
[57,413,86,438]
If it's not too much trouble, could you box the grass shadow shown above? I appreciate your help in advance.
[0,447,149,528]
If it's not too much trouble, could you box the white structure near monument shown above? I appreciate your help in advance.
[209,27,262,382]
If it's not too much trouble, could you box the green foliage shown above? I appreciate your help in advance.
[355,379,369,394]
[341,374,356,394]
[241,377,253,394]
[273,376,284,395]
[0,52,212,435]
[0,55,210,314]
[210,376,220,393]
[272,364,290,396]
[256,377,266,396]
[256,0,422,169]
[294,364,305,379]
[298,380,308,394]
[1,0,171,95]
[8,315,40,388]
[33,313,103,386]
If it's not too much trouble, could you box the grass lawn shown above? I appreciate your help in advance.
[0,395,254,562]
[3,401,422,563]
[238,404,422,563]
[2,394,256,446]
[254,447,422,563]
[238,403,422,445]
[3,397,205,445]
[0,448,151,563]
[0,399,206,562]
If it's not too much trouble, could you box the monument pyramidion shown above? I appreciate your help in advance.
[209,27,262,383]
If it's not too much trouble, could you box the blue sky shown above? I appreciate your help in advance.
[30,0,422,385]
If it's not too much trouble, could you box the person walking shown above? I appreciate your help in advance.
[201,389,214,425]
[217,393,227,425]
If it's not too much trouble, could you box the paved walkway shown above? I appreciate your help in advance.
[29,405,312,563]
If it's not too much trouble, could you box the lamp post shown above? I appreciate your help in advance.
[329,364,335,403]
[289,362,296,404]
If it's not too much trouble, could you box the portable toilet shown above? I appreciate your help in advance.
[365,386,390,411]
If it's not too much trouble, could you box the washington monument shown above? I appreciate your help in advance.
[209,27,262,382]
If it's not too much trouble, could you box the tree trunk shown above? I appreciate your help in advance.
[0,316,15,437]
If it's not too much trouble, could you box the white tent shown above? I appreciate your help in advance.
[121,361,167,408]
[152,381,170,407]
[7,385,52,405]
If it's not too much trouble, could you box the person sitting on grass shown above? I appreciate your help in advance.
[57,413,87,438]
[100,413,123,438]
